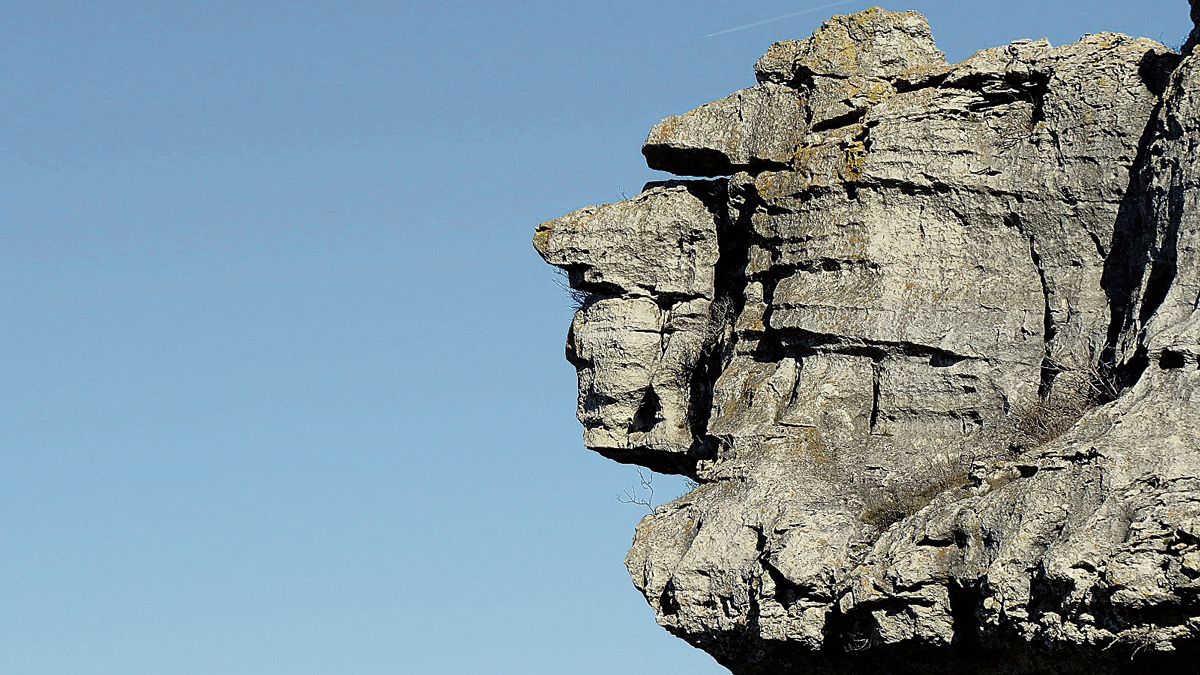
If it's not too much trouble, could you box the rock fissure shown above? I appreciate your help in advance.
[1022,226,1061,398]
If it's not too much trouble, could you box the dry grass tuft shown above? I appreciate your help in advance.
[856,353,1123,531]
[993,354,1121,452]
[858,457,972,531]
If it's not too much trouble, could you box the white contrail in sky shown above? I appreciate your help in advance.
[702,0,861,38]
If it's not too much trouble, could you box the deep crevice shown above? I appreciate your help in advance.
[869,361,882,433]
[1031,235,1058,398]
[774,327,974,365]
[660,581,681,617]
[643,145,736,178]
[948,581,984,653]
[1160,349,1187,369]
[1101,76,1179,388]
[683,178,751,468]
[810,107,868,133]
[630,388,661,433]
[1003,212,1059,398]
[1136,185,1183,330]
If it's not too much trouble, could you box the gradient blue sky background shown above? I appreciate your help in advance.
[0,1,1189,673]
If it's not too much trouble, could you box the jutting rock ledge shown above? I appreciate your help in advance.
[534,4,1200,673]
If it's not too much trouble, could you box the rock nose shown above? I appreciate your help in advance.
[531,220,554,261]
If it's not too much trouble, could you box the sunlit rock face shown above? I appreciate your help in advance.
[535,5,1200,673]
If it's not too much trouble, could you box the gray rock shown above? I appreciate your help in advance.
[756,7,947,130]
[535,181,727,472]
[643,84,806,177]
[535,4,1200,673]
[754,7,946,84]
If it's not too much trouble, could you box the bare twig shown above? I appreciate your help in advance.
[617,469,656,513]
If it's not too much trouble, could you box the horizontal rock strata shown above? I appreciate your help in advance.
[536,4,1200,673]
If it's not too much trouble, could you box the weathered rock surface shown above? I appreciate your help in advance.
[536,5,1200,673]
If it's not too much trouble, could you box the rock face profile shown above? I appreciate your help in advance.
[535,5,1200,673]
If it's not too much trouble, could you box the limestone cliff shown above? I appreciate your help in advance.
[535,5,1200,673]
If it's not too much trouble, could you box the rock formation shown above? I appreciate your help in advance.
[534,5,1200,673]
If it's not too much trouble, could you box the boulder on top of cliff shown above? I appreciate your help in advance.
[644,8,948,177]
[755,7,946,84]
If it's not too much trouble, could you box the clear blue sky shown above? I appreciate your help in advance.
[0,1,1187,673]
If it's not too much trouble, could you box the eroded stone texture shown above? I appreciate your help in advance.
[535,5,1200,673]
[643,85,807,176]
[535,181,728,472]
